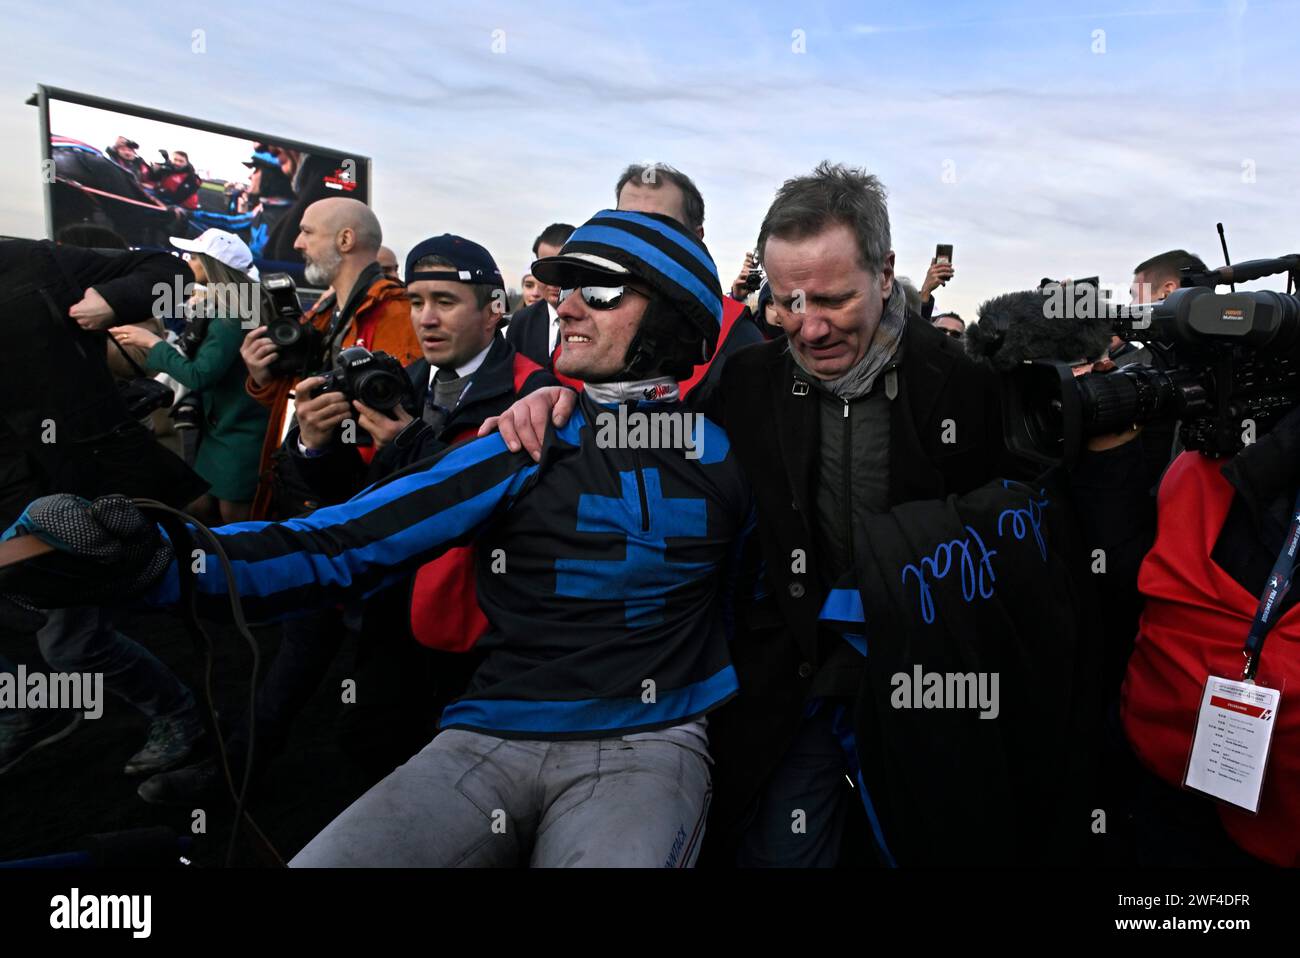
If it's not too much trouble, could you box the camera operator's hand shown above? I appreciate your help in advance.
[241,326,280,388]
[0,494,173,609]
[1086,425,1143,452]
[920,259,955,303]
[1074,358,1144,451]
[294,376,353,451]
[110,325,162,351]
[730,253,758,301]
[354,401,413,451]
[478,386,577,461]
[69,287,117,331]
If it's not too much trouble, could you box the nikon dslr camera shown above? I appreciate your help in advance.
[261,272,323,378]
[310,346,414,416]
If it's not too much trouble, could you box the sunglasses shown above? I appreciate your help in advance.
[940,328,963,339]
[558,285,643,311]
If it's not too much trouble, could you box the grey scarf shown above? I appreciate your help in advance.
[790,286,906,400]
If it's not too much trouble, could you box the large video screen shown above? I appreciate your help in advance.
[40,87,370,267]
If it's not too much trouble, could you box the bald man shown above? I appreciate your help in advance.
[378,245,400,281]
[239,196,420,519]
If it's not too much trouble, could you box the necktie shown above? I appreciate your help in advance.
[423,366,462,432]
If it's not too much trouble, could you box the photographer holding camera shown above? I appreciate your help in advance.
[111,229,269,524]
[239,197,419,520]
[286,234,556,499]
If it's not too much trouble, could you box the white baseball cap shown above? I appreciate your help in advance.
[170,229,259,280]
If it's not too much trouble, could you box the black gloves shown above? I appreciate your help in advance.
[0,494,174,610]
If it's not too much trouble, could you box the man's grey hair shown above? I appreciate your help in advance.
[615,162,705,233]
[757,161,891,276]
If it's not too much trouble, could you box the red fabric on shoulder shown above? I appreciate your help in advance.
[678,296,744,398]
[1122,451,1300,866]
[512,352,545,392]
[409,546,488,652]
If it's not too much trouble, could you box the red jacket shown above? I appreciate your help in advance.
[246,272,420,519]
[1122,451,1300,866]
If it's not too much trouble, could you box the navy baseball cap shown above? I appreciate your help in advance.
[405,234,504,289]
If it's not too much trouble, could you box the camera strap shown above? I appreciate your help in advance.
[1242,487,1300,681]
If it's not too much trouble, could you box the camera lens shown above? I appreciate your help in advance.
[355,370,405,411]
[269,319,301,347]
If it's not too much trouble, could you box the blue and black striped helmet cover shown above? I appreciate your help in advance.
[533,209,724,353]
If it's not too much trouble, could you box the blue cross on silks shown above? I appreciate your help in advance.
[555,468,709,626]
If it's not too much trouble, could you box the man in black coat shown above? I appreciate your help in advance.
[0,238,209,779]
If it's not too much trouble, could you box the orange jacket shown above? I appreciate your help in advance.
[246,272,419,519]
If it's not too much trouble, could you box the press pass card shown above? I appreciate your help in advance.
[1183,676,1281,813]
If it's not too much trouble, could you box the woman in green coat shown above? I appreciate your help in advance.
[111,242,270,523]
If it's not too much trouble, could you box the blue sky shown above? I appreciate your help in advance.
[1,0,1297,317]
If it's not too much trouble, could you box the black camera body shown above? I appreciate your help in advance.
[1005,261,1300,463]
[310,346,414,416]
[261,273,323,378]
[175,298,211,359]
[118,378,175,420]
[744,253,765,294]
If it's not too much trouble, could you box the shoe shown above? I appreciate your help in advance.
[137,755,223,806]
[123,712,205,776]
[0,711,83,776]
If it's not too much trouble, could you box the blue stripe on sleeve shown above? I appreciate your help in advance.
[175,434,535,610]
[209,471,532,601]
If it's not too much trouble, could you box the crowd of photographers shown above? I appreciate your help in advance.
[0,156,1296,869]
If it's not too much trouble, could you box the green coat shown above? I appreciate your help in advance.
[147,318,268,502]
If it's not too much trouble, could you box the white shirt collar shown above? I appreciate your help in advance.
[429,339,493,390]
[547,301,561,354]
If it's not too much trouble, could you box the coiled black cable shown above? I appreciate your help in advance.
[132,500,284,868]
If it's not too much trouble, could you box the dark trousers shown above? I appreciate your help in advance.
[223,608,346,777]
[735,705,853,867]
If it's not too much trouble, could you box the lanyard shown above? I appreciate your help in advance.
[1242,488,1300,681]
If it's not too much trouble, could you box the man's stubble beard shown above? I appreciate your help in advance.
[304,246,342,287]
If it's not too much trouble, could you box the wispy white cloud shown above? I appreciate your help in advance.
[0,0,1296,319]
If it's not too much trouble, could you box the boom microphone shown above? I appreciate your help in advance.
[965,288,1113,372]
[1182,254,1300,289]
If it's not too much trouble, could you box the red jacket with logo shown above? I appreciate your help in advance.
[1122,451,1300,866]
